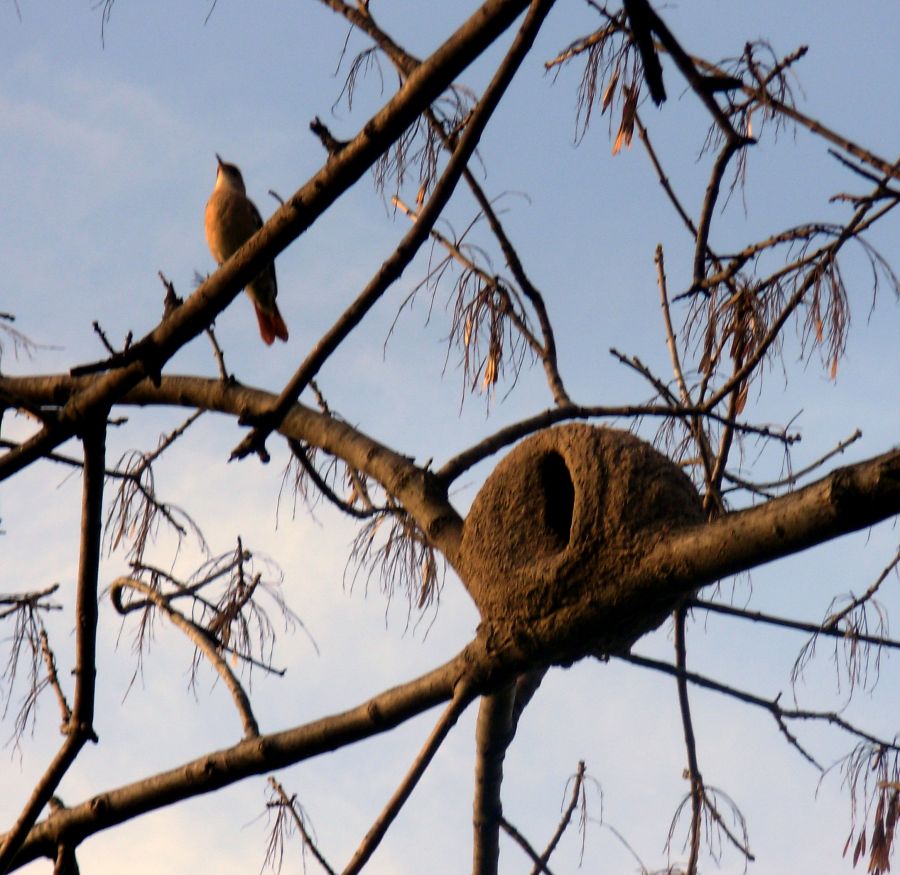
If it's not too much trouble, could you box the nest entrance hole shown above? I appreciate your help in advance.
[539,451,574,551]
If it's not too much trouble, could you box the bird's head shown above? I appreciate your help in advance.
[214,154,246,195]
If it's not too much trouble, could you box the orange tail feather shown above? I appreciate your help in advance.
[254,303,289,345]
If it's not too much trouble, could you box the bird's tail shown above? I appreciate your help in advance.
[254,302,289,345]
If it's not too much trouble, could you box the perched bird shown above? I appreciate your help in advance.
[205,154,289,345]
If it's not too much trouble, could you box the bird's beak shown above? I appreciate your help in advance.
[215,153,224,169]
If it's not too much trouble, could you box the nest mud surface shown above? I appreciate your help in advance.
[460,425,703,660]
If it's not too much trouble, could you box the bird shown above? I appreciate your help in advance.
[205,154,289,345]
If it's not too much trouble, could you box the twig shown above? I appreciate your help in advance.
[110,577,260,738]
[692,137,748,291]
[268,778,337,875]
[725,429,862,493]
[635,112,698,237]
[288,439,381,520]
[531,760,585,874]
[623,652,900,760]
[39,630,71,731]
[657,246,690,404]
[823,548,900,632]
[325,0,564,392]
[341,678,476,874]
[687,597,900,652]
[700,194,890,411]
[91,321,117,355]
[674,608,703,874]
[435,399,797,485]
[392,195,546,363]
[499,818,555,874]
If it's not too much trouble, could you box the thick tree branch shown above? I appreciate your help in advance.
[636,447,900,602]
[3,373,897,595]
[472,684,517,875]
[3,643,506,871]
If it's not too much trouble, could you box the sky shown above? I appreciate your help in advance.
[1,1,898,873]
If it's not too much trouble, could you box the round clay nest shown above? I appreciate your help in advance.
[460,424,703,624]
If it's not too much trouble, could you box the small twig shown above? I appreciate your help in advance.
[532,760,586,874]
[39,630,72,731]
[268,777,337,875]
[687,597,900,652]
[206,325,230,381]
[823,549,900,632]
[623,652,900,760]
[692,137,748,291]
[310,116,350,157]
[674,608,703,874]
[288,439,381,519]
[657,246,690,404]
[110,577,260,738]
[341,678,476,874]
[499,817,555,875]
[91,321,117,355]
[726,429,862,492]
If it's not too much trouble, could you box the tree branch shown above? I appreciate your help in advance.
[3,643,504,871]
[0,0,538,484]
[0,422,106,872]
[230,0,558,461]
[342,679,477,874]
[472,684,517,875]
[110,577,260,739]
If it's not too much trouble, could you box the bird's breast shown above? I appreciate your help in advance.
[205,190,257,264]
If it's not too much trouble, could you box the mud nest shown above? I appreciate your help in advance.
[460,424,703,658]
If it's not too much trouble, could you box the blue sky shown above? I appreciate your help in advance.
[1,2,898,873]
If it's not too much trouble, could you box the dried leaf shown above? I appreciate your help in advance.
[612,85,637,155]
[735,381,748,415]
[854,829,866,866]
[601,67,620,114]
[483,352,498,390]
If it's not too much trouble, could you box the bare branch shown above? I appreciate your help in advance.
[499,817,555,874]
[532,760,586,873]
[110,577,260,739]
[342,678,476,874]
[4,640,511,870]
[472,684,517,875]
[0,0,541,484]
[0,421,106,872]
[264,777,336,875]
